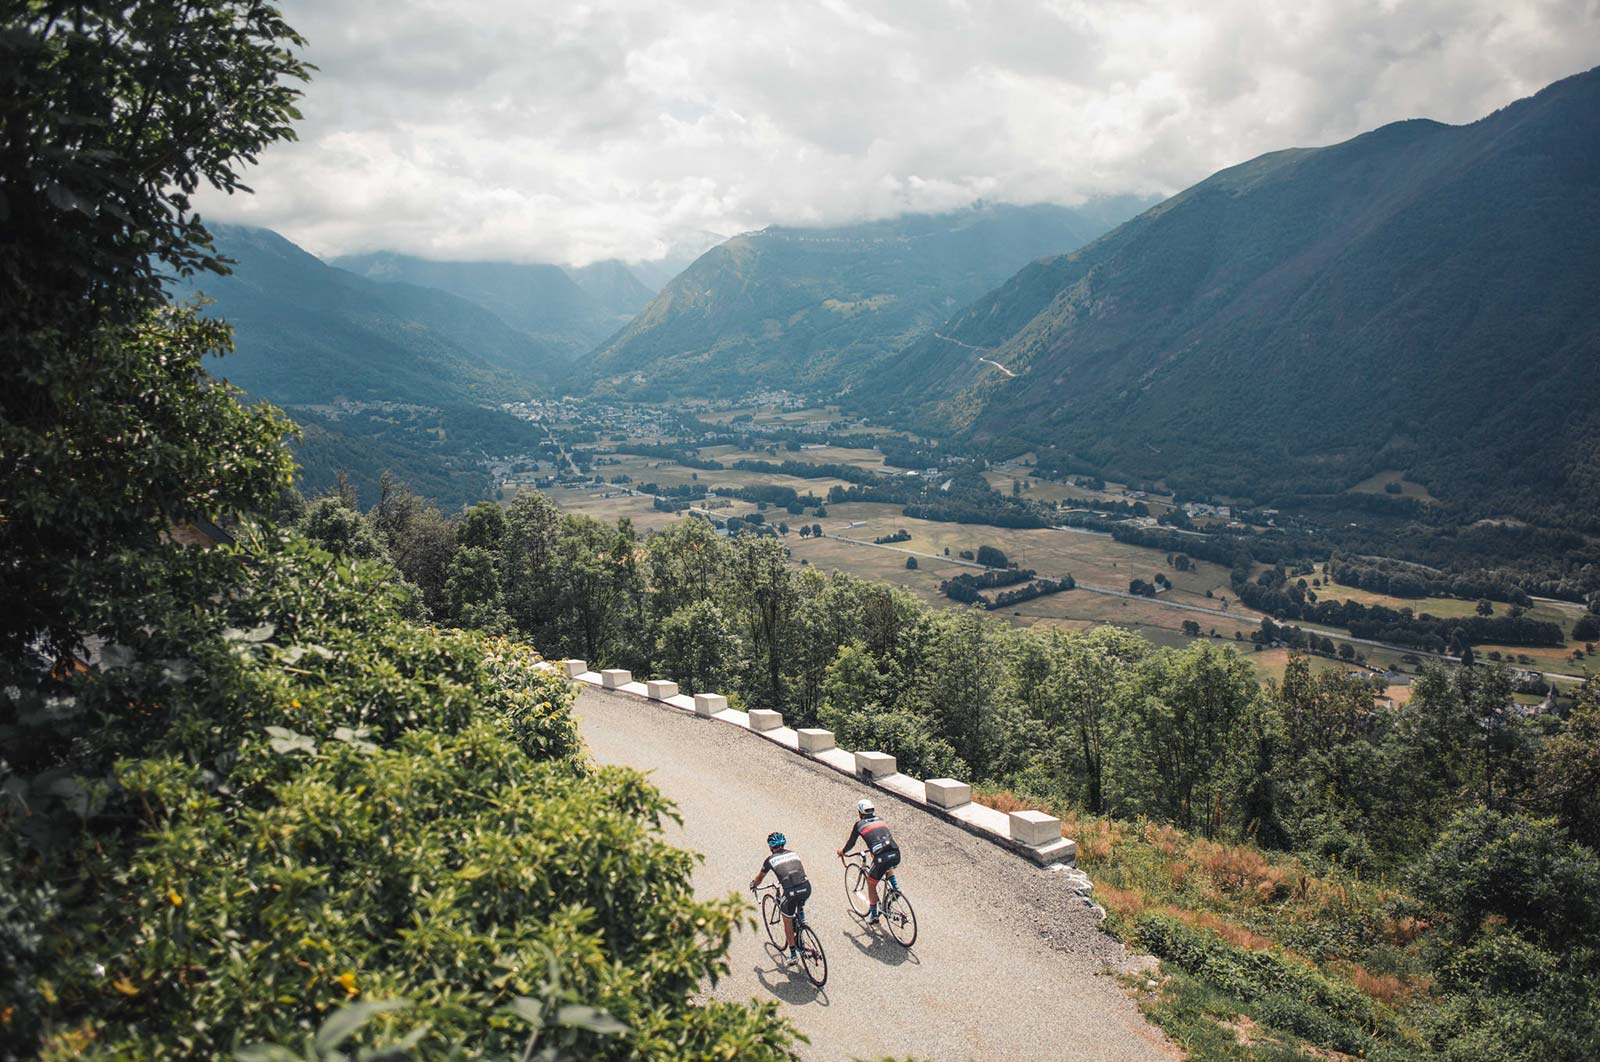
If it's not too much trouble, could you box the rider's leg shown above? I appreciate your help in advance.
[866,874,880,905]
[783,913,795,949]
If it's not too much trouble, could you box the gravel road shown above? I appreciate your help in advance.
[575,687,1176,1062]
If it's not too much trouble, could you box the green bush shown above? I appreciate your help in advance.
[1133,914,1391,1056]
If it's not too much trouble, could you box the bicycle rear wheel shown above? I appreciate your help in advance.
[760,893,784,949]
[883,889,918,948]
[844,862,872,917]
[797,923,828,987]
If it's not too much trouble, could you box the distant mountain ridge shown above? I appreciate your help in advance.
[178,224,564,405]
[578,199,1155,399]
[331,250,635,360]
[872,67,1600,522]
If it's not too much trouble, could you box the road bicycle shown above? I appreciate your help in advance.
[841,851,918,947]
[751,882,828,987]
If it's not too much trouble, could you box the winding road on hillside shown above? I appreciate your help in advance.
[575,687,1175,1062]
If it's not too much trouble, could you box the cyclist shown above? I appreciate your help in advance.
[751,831,812,965]
[837,797,901,924]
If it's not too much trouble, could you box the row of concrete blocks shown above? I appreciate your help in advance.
[561,659,1078,864]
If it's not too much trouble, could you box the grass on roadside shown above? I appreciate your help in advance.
[974,787,1434,1061]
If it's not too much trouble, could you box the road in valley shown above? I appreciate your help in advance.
[575,687,1176,1062]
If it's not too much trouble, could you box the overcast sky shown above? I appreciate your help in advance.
[201,0,1600,267]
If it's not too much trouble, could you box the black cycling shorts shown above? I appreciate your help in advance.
[779,880,812,918]
[869,847,901,882]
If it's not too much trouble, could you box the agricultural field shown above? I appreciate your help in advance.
[815,502,1239,603]
[1306,573,1580,629]
[540,406,1579,695]
[696,442,888,471]
[1346,469,1440,502]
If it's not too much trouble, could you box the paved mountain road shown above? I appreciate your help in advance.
[575,688,1175,1062]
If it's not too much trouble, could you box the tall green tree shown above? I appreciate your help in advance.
[1,2,309,667]
[1118,642,1259,832]
[731,536,797,707]
[1039,626,1147,813]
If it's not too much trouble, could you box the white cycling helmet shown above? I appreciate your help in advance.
[856,798,875,817]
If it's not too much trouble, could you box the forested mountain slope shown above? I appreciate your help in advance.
[878,67,1600,524]
[565,258,656,320]
[180,225,563,405]
[332,249,626,360]
[579,200,1152,398]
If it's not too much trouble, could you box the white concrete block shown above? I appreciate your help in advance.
[646,679,679,700]
[561,659,587,678]
[797,728,836,753]
[925,778,972,809]
[693,693,727,717]
[1008,810,1062,847]
[855,750,897,779]
[600,669,632,689]
[748,709,783,731]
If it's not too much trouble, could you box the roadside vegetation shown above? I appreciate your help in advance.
[314,482,1599,1059]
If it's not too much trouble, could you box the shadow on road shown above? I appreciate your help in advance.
[754,944,831,1006]
[840,918,920,967]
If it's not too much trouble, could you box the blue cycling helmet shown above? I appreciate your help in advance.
[766,831,786,848]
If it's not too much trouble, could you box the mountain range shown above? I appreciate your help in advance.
[869,66,1600,521]
[330,251,652,360]
[177,225,565,406]
[579,199,1154,398]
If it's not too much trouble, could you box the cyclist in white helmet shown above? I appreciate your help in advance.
[837,798,902,924]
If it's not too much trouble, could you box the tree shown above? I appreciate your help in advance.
[799,524,811,538]
[1573,614,1600,642]
[1409,808,1600,950]
[1477,599,1495,617]
[1181,619,1201,637]
[457,501,507,549]
[2,1,308,666]
[446,546,510,632]
[299,496,387,561]
[905,556,918,570]
[655,599,742,695]
[732,537,797,707]
[1119,642,1259,833]
[1041,626,1147,813]
[1534,686,1600,850]
[976,544,1009,569]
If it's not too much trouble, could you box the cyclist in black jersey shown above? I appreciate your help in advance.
[837,798,901,924]
[751,831,811,964]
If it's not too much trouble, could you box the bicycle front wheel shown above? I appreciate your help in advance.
[884,889,918,948]
[798,923,828,987]
[844,862,872,917]
[761,893,784,949]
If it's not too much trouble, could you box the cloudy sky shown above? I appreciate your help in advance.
[202,0,1600,267]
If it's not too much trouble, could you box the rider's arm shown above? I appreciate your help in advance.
[750,855,771,889]
[838,820,862,856]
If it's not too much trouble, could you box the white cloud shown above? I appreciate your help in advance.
[199,0,1600,265]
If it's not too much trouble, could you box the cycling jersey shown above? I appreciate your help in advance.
[762,848,810,893]
[842,815,897,858]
